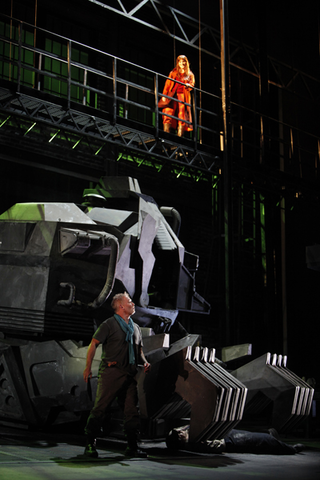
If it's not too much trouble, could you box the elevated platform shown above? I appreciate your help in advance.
[0,84,221,178]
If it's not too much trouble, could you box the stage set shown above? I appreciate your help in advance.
[0,177,319,479]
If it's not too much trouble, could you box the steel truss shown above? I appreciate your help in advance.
[88,0,319,102]
[1,83,318,199]
[0,86,221,180]
[0,7,318,193]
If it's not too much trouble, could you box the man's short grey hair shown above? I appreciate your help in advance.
[111,292,130,311]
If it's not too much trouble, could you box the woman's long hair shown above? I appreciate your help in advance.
[175,55,191,76]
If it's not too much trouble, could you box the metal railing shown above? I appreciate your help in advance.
[0,13,319,185]
[0,14,220,153]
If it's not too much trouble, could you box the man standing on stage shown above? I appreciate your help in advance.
[83,292,150,458]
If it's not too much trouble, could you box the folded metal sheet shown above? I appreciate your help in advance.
[139,337,248,442]
[191,347,247,442]
[232,352,314,433]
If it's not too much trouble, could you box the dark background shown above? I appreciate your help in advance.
[1,0,319,383]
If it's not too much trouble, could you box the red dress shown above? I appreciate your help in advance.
[162,68,195,132]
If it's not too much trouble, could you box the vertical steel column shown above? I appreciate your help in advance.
[33,0,38,89]
[67,40,71,110]
[220,0,233,345]
[17,21,22,92]
[113,58,117,123]
[193,89,198,147]
[82,69,87,105]
[278,89,288,355]
[198,0,202,144]
[155,73,159,137]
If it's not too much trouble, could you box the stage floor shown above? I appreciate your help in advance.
[0,426,319,480]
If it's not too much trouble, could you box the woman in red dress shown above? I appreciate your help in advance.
[161,55,195,137]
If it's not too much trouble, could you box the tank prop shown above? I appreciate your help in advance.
[0,176,209,428]
[0,177,313,438]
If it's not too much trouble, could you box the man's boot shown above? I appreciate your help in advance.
[164,123,171,133]
[84,437,98,458]
[125,430,147,458]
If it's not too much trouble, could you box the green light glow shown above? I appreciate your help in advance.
[0,203,45,221]
[0,115,10,128]
[24,122,37,136]
[48,130,60,143]
[95,145,103,155]
[72,139,81,149]
[260,194,267,284]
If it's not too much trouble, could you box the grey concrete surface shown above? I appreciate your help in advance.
[0,427,319,480]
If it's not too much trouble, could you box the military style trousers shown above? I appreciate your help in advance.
[84,365,139,442]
